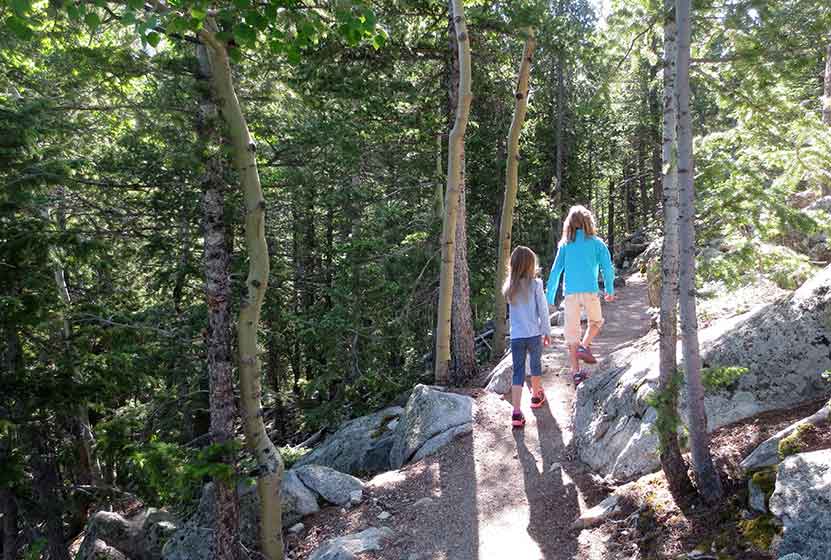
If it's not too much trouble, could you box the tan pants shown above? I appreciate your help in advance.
[564,293,604,344]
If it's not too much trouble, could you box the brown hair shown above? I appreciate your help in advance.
[502,246,538,304]
[560,205,597,246]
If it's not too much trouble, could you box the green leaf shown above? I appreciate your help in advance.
[371,31,386,50]
[232,23,256,46]
[10,0,31,17]
[85,11,101,31]
[146,31,161,47]
[7,16,33,40]
[121,11,137,25]
[190,7,207,20]
[127,0,144,9]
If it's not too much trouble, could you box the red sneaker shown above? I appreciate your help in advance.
[576,345,597,364]
[512,411,526,428]
[530,390,546,409]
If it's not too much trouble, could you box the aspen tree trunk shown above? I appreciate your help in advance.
[201,25,285,560]
[196,43,241,560]
[434,0,472,385]
[675,0,722,505]
[823,42,831,126]
[657,0,695,505]
[445,1,476,385]
[493,32,536,358]
[434,133,444,219]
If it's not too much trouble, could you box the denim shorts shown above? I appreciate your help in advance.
[511,335,543,386]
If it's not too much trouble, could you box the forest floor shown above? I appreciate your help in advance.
[287,276,830,560]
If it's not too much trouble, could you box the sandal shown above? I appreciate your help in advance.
[576,345,597,364]
[572,370,589,386]
[530,390,546,409]
[512,411,526,428]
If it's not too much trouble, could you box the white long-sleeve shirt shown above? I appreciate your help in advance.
[508,278,552,340]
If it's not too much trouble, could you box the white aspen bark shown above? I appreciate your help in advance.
[493,31,536,358]
[657,0,694,503]
[434,0,472,385]
[676,0,722,504]
[823,42,831,126]
[201,25,285,560]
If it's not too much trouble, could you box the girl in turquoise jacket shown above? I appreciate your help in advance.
[546,205,616,384]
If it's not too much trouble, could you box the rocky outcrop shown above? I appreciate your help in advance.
[574,266,831,481]
[389,385,474,469]
[77,509,177,560]
[770,449,831,559]
[295,465,364,507]
[308,527,394,560]
[295,407,403,475]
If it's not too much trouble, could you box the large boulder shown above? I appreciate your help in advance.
[389,385,474,469]
[295,407,404,475]
[308,527,394,560]
[294,465,364,507]
[770,449,831,559]
[575,266,831,481]
[78,509,177,560]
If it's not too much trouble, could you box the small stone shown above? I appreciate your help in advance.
[288,523,304,535]
[548,462,562,472]
[349,490,363,506]
[412,497,433,508]
[377,511,392,521]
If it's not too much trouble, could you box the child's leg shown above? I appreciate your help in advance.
[528,336,545,404]
[582,294,605,348]
[510,338,528,410]
[564,295,581,372]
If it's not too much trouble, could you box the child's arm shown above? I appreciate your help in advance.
[535,279,552,339]
[597,239,616,296]
[545,247,565,305]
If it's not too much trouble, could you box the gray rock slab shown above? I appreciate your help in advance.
[295,407,404,475]
[575,266,831,481]
[389,384,475,468]
[770,450,831,559]
[295,465,364,507]
[308,527,394,560]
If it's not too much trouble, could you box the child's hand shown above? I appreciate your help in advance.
[605,293,616,302]
[543,335,551,347]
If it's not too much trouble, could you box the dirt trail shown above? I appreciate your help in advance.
[292,277,652,560]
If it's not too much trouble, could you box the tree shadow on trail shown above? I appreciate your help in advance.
[512,397,581,560]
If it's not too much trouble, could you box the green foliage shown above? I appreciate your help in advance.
[645,370,684,452]
[278,446,309,469]
[738,514,780,551]
[702,366,748,391]
[778,423,816,459]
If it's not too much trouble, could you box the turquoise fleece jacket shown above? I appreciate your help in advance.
[546,229,615,305]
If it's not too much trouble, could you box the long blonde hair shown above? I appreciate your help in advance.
[502,246,538,304]
[560,205,597,246]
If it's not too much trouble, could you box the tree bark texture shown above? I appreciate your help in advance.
[607,176,615,261]
[197,43,241,560]
[201,25,285,560]
[676,0,723,505]
[434,0,472,385]
[446,2,476,385]
[493,32,536,358]
[657,0,696,506]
